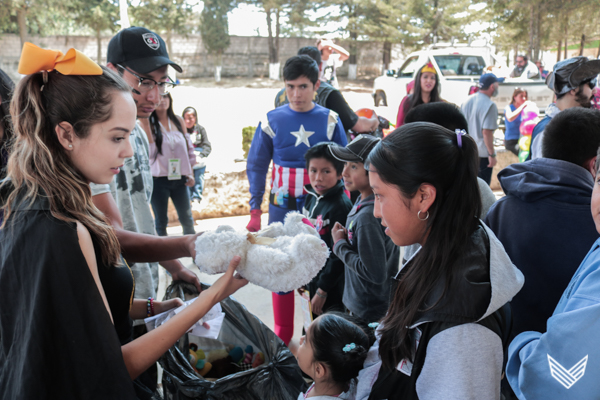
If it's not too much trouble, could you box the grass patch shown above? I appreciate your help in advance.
[549,39,600,52]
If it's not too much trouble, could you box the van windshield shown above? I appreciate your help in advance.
[433,55,486,76]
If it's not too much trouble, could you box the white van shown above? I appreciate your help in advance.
[373,44,553,125]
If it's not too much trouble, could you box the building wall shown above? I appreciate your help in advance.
[0,33,394,80]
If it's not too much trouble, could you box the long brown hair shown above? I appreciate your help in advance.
[366,123,481,369]
[149,93,185,158]
[510,88,528,106]
[409,63,442,110]
[2,67,130,266]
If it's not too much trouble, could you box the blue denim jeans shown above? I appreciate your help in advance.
[188,166,206,201]
[478,157,493,186]
[151,177,196,236]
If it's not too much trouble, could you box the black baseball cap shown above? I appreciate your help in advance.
[329,134,381,163]
[107,27,182,74]
[546,56,600,95]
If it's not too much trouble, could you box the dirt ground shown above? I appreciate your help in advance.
[166,76,378,222]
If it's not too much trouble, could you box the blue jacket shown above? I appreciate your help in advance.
[485,158,597,341]
[246,104,346,211]
[507,236,600,398]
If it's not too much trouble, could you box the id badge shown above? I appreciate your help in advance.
[168,159,181,180]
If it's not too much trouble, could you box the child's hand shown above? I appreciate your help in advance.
[311,289,327,315]
[153,298,184,315]
[331,222,348,244]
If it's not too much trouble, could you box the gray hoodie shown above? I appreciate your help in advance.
[355,223,524,400]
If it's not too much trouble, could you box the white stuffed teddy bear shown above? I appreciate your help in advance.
[194,212,329,292]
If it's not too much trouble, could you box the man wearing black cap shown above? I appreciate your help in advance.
[91,27,201,306]
[461,73,504,185]
[530,56,600,159]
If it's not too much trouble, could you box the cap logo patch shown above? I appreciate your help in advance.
[142,33,160,50]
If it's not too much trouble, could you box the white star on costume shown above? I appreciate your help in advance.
[290,125,314,147]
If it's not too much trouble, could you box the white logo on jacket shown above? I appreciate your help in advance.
[548,354,588,389]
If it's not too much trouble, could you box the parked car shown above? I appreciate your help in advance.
[373,43,554,127]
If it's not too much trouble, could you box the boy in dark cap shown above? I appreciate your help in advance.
[530,56,600,159]
[330,135,399,324]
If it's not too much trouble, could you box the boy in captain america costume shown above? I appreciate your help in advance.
[246,55,347,344]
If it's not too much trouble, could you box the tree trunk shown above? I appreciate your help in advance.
[215,51,222,82]
[17,6,28,49]
[96,28,102,63]
[579,34,585,56]
[382,41,392,72]
[275,8,280,64]
[167,28,173,57]
[563,19,568,59]
[534,7,541,61]
[528,5,534,59]
[557,40,562,62]
[265,8,276,64]
[265,7,279,80]
[119,0,131,29]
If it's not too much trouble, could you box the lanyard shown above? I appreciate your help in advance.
[159,119,176,154]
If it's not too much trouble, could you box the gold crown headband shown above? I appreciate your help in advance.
[421,63,436,75]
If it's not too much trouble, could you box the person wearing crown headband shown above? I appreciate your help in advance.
[0,43,248,399]
[395,62,442,128]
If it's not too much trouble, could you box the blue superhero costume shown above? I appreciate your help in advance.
[246,103,346,344]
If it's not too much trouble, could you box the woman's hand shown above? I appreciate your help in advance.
[185,175,195,187]
[203,256,248,304]
[331,222,348,244]
[311,289,327,315]
[153,298,184,315]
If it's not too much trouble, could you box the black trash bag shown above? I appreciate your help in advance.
[160,281,308,400]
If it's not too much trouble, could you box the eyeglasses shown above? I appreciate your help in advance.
[117,64,176,96]
[588,78,597,90]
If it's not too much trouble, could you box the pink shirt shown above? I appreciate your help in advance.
[149,120,196,177]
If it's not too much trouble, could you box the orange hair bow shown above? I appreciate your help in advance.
[18,42,102,76]
[421,62,436,75]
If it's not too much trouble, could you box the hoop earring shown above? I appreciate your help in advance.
[417,210,429,221]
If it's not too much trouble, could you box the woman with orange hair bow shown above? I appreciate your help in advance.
[0,43,247,399]
[396,62,443,127]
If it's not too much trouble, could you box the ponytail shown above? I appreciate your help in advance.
[3,67,129,267]
[309,313,369,391]
[368,122,481,369]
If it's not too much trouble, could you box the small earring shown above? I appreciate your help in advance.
[417,210,429,221]
[68,144,73,148]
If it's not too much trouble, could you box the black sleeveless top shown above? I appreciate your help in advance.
[97,249,135,345]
